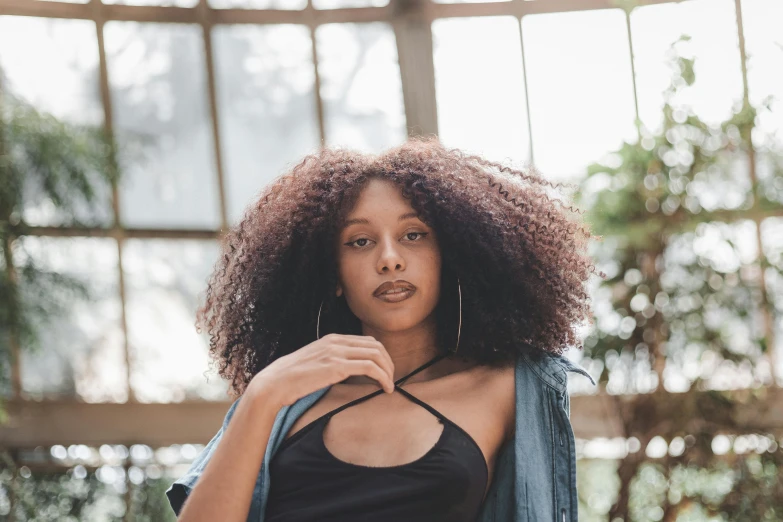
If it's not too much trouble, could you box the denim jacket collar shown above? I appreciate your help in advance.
[521,349,595,392]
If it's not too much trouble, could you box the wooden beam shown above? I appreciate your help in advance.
[11,225,220,240]
[4,386,783,449]
[0,399,233,448]
[394,4,440,138]
[0,0,696,24]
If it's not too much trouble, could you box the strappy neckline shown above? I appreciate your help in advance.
[272,350,491,503]
[276,351,450,453]
[274,351,488,471]
[322,350,452,418]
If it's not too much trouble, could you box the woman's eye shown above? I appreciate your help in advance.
[346,238,371,248]
[345,232,427,248]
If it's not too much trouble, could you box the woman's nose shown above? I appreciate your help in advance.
[377,236,405,273]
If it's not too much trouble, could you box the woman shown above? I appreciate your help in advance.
[166,136,602,521]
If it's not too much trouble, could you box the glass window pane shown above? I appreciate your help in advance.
[209,0,305,7]
[123,239,229,402]
[104,22,221,229]
[741,0,783,150]
[316,23,406,152]
[213,24,320,225]
[522,9,637,182]
[433,16,529,166]
[0,16,113,228]
[630,0,744,133]
[0,17,101,125]
[313,0,388,8]
[103,0,198,7]
[14,237,127,402]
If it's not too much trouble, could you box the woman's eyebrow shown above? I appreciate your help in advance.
[342,212,420,229]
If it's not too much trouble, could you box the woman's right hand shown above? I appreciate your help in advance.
[249,333,396,409]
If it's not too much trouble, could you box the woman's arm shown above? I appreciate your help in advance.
[172,333,395,520]
[176,377,283,522]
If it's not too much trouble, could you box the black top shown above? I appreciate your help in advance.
[264,351,490,522]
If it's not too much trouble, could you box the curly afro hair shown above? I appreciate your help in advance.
[197,135,605,397]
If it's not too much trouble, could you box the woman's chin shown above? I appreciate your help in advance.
[366,315,434,333]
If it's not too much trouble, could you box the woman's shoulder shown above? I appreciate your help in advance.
[460,361,516,441]
[464,360,514,391]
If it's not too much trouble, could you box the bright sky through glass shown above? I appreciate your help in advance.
[433,16,530,169]
[521,9,638,183]
[0,16,101,125]
[631,0,744,133]
[316,22,407,152]
[212,24,321,226]
[742,0,783,149]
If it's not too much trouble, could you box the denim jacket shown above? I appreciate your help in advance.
[166,350,596,521]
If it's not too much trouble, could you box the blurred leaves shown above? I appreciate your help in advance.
[0,88,119,407]
[0,450,176,521]
[0,91,118,228]
[575,32,783,520]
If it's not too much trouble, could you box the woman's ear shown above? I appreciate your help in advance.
[336,283,343,297]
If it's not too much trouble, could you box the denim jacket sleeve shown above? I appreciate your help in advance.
[164,397,242,516]
[165,387,332,521]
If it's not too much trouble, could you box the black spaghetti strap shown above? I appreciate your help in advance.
[393,387,447,421]
[275,351,453,454]
[392,385,490,477]
[322,351,451,419]
[394,351,451,386]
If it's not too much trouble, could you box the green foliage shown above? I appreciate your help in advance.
[574,33,783,520]
[0,93,118,226]
[577,33,782,375]
[0,90,118,406]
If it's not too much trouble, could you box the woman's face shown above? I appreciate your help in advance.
[335,178,442,334]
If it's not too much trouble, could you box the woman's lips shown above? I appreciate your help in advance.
[375,288,416,303]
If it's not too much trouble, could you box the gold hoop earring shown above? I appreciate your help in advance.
[317,300,324,339]
[317,279,461,351]
[451,277,462,354]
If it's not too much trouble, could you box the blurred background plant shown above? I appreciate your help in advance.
[574,33,783,521]
[0,85,119,417]
[0,80,124,519]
